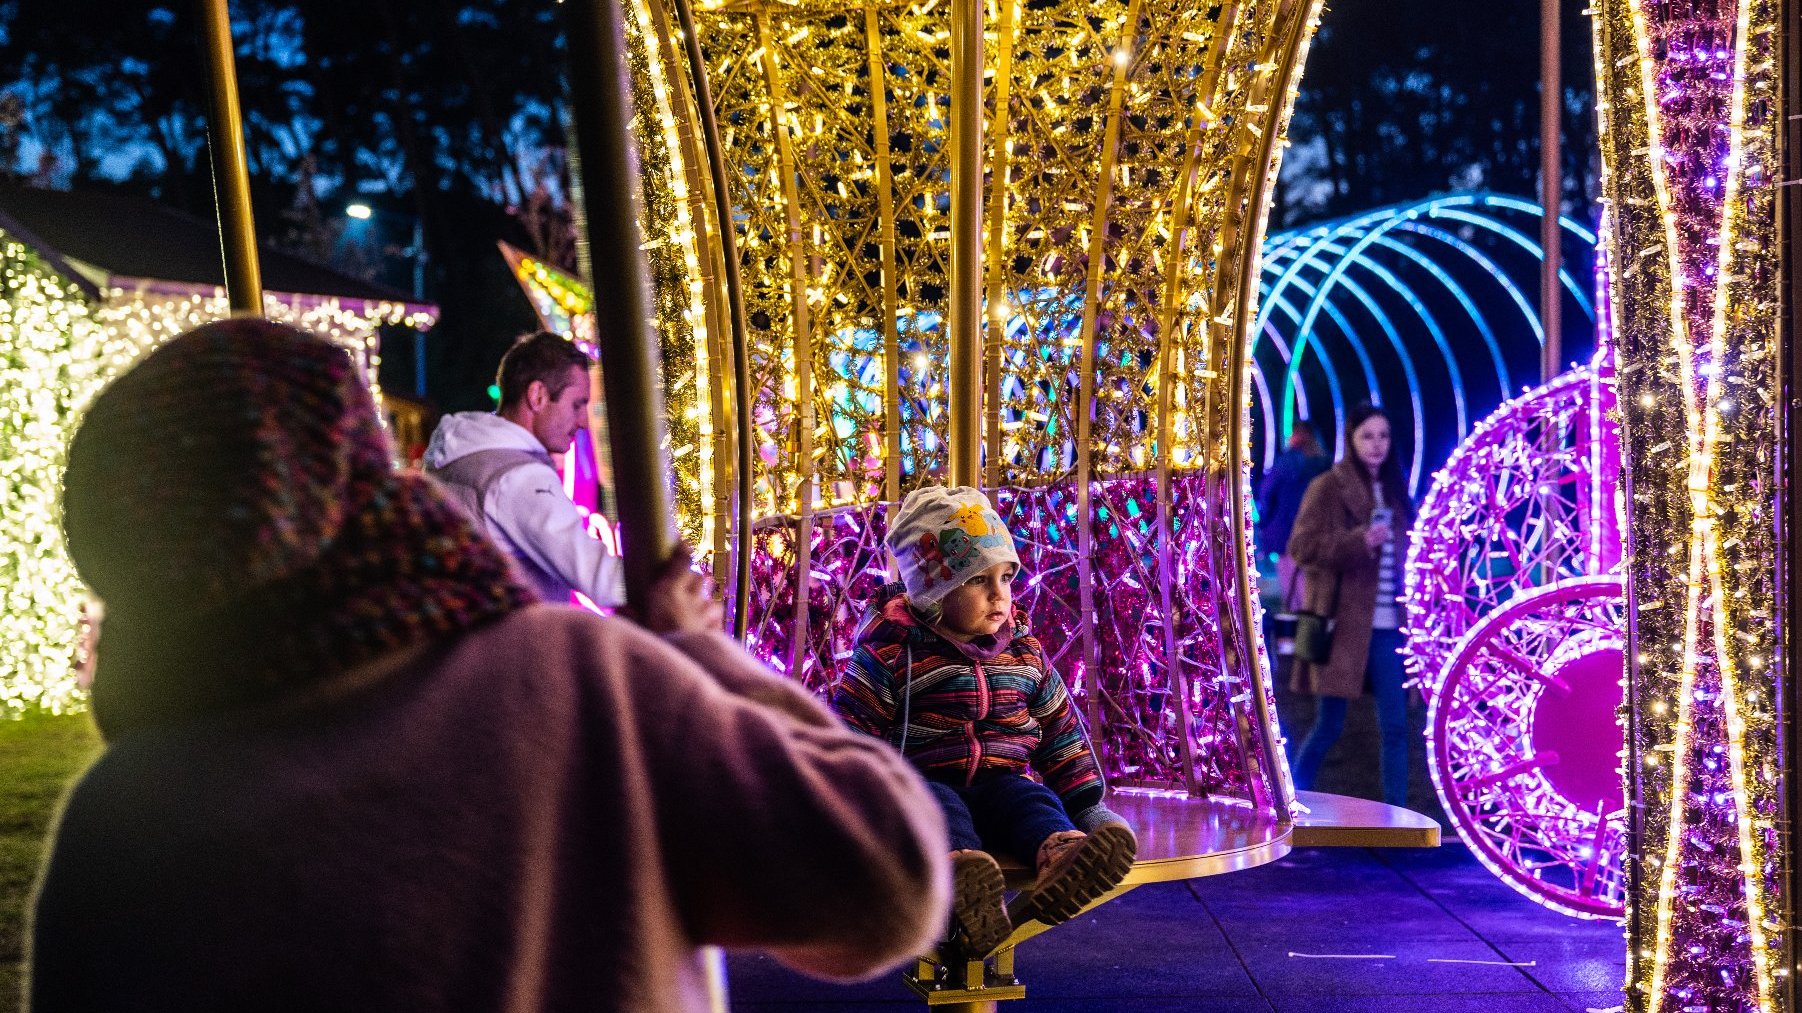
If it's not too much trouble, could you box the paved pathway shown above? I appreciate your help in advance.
[729,843,1623,1011]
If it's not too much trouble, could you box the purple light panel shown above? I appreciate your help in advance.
[739,476,1273,800]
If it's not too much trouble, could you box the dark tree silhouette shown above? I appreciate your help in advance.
[1277,0,1600,228]
[0,0,1599,406]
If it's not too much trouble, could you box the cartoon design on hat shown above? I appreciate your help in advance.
[888,486,1022,606]
[910,507,1011,589]
[915,532,954,583]
[951,503,995,536]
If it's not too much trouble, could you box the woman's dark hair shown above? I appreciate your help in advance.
[1340,404,1414,521]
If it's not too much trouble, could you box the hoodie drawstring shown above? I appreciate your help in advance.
[896,644,913,758]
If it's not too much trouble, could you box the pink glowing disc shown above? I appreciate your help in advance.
[1529,638,1626,816]
[1427,577,1627,918]
[1407,352,1627,920]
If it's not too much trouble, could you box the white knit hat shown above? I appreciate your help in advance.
[886,486,1021,606]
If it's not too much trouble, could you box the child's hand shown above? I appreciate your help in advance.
[635,544,724,635]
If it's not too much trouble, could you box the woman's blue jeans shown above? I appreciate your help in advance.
[1289,628,1411,807]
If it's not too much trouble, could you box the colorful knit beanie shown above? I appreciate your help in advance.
[886,486,1020,607]
[62,318,534,739]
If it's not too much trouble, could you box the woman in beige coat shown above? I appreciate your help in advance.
[1284,405,1415,807]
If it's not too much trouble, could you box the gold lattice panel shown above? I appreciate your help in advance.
[626,0,1322,802]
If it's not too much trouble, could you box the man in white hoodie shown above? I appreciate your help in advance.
[424,331,624,607]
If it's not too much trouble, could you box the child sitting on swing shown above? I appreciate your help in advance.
[832,486,1138,959]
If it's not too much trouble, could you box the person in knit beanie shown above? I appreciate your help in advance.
[832,485,1136,962]
[59,317,539,737]
[33,319,954,1012]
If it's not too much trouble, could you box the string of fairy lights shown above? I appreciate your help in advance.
[0,228,431,716]
[623,0,724,556]
[0,237,124,716]
[1595,0,1787,1006]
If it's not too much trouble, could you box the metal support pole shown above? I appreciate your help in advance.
[1537,0,1564,586]
[670,0,757,639]
[562,0,678,614]
[196,0,262,315]
[947,0,985,488]
[563,0,716,1004]
[982,0,1020,494]
[1539,0,1562,382]
[1778,0,1801,997]
[412,215,428,398]
[865,2,904,508]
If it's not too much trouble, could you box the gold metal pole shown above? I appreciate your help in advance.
[1540,0,1563,382]
[670,0,758,639]
[1150,93,1211,796]
[1072,0,1143,740]
[982,0,1020,493]
[866,2,904,508]
[196,0,262,314]
[754,15,817,682]
[1189,0,1267,806]
[946,0,985,488]
[1224,0,1320,816]
[564,0,719,1003]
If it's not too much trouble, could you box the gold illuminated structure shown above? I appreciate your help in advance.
[618,0,1328,812]
[177,0,1446,1008]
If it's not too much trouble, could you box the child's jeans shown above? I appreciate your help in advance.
[925,773,1076,863]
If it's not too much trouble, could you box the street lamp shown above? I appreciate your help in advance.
[345,202,428,398]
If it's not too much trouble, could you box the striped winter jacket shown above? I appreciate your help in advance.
[831,583,1106,821]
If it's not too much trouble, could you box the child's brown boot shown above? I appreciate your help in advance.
[1004,823,1137,927]
[947,849,1011,958]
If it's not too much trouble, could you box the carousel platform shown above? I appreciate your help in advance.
[727,842,1623,1012]
[728,687,1624,1011]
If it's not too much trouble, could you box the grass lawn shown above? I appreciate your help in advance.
[0,713,101,1013]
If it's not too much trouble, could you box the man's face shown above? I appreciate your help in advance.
[532,364,592,455]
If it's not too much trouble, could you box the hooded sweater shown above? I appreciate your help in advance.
[30,606,950,1012]
[423,412,624,607]
[831,583,1109,829]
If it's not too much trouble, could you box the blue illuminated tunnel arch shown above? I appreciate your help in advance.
[1254,192,1597,497]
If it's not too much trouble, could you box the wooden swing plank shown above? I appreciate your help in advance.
[994,791,1292,889]
[988,790,1435,889]
[1289,790,1441,848]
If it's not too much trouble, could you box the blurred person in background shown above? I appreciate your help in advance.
[1285,405,1415,808]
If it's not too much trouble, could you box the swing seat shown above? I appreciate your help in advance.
[989,788,1293,889]
[1290,789,1441,848]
